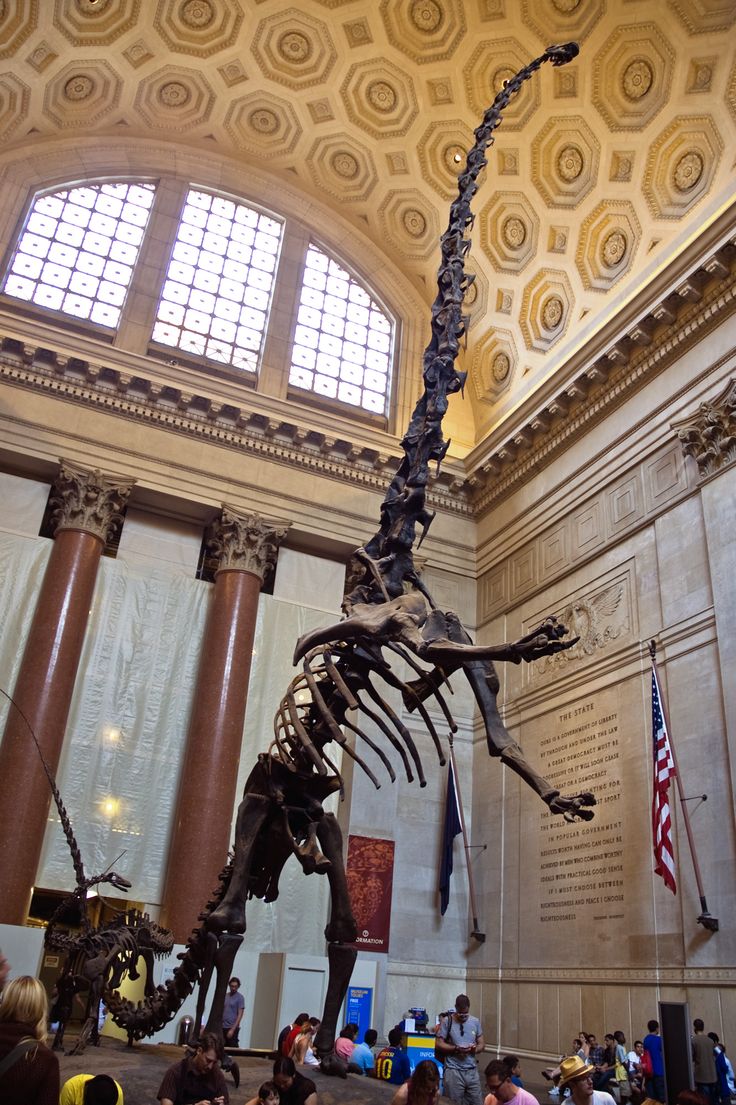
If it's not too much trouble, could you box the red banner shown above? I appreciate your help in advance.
[346,834,395,953]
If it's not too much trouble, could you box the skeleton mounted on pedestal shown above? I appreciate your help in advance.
[106,41,596,1068]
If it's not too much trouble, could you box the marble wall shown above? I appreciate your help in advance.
[470,292,736,1058]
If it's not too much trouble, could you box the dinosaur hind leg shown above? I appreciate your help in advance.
[312,812,358,1067]
[207,794,271,934]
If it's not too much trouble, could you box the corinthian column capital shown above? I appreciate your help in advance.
[672,377,736,479]
[207,506,290,581]
[50,460,135,543]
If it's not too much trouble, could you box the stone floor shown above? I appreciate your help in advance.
[57,1037,553,1104]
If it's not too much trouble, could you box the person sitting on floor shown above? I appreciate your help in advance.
[271,1056,317,1105]
[351,1028,378,1075]
[505,1056,525,1088]
[334,1023,357,1064]
[559,1054,617,1105]
[156,1032,228,1105]
[390,1058,441,1104]
[291,1021,320,1068]
[244,1079,281,1105]
[60,1073,123,1105]
[485,1058,540,1105]
[375,1026,412,1086]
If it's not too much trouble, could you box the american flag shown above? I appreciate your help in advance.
[651,666,677,894]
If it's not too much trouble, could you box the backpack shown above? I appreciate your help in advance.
[434,1015,454,1065]
[641,1049,653,1079]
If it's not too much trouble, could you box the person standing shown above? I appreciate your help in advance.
[223,977,245,1046]
[435,993,485,1105]
[708,1033,731,1105]
[692,1020,717,1105]
[643,1020,666,1103]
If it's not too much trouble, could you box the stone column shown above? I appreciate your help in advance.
[161,508,289,942]
[0,461,133,924]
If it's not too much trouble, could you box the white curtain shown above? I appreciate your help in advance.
[0,525,346,954]
[0,531,53,730]
[35,554,210,903]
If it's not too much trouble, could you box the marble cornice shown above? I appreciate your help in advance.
[0,338,472,519]
[466,965,736,985]
[466,225,736,516]
[0,219,733,529]
[385,962,736,986]
[387,960,466,981]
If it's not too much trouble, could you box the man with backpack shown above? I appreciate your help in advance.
[435,994,485,1105]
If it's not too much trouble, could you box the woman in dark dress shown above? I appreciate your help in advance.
[0,974,60,1105]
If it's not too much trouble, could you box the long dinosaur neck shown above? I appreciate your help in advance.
[0,689,88,895]
[352,42,579,603]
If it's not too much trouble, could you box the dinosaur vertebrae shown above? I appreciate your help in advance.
[47,910,172,958]
[350,42,580,610]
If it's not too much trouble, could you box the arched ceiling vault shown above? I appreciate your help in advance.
[1,0,735,475]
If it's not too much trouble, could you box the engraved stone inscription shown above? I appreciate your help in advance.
[536,701,623,925]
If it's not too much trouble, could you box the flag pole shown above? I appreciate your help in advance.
[448,734,485,943]
[648,640,718,933]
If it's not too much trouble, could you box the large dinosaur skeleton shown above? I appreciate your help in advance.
[81,42,595,1064]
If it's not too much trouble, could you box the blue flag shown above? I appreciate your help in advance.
[439,756,462,915]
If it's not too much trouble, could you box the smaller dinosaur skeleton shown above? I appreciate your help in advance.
[48,900,173,1054]
[0,690,174,1055]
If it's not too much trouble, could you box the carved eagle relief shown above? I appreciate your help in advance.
[535,581,626,672]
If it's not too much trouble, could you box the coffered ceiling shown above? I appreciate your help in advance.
[1,0,735,453]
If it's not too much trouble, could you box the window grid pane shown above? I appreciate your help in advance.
[1,182,156,329]
[289,244,393,416]
[152,188,283,376]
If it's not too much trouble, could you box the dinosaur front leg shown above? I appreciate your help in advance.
[207,793,271,934]
[313,812,358,1072]
[500,740,596,822]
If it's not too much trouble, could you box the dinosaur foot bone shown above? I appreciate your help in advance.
[547,791,596,823]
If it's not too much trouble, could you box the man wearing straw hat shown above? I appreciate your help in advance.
[558,1055,618,1105]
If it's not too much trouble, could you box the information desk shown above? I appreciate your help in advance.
[401,1032,441,1075]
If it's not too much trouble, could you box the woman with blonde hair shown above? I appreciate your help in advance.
[291,1019,320,1067]
[0,974,60,1104]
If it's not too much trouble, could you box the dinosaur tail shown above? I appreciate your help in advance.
[104,859,233,1039]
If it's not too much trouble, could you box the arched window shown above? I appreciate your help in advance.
[1,182,155,329]
[1,178,396,421]
[289,243,393,416]
[150,188,283,375]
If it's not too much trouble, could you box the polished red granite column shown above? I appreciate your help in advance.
[0,461,133,924]
[161,508,289,942]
